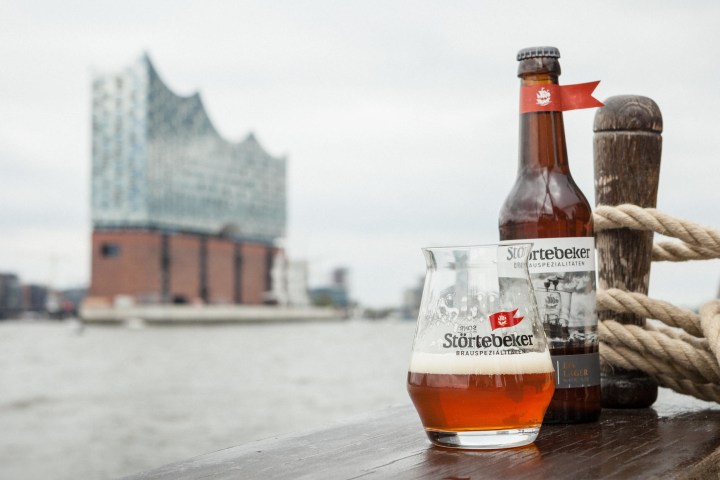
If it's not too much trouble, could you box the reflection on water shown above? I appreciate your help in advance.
[0,320,415,480]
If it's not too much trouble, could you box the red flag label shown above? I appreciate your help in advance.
[489,308,524,331]
[520,81,603,113]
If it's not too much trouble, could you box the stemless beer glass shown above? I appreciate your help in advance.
[407,243,555,449]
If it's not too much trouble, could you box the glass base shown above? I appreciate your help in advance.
[425,427,540,449]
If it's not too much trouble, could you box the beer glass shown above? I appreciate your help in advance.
[407,243,554,449]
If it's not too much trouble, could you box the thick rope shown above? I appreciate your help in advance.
[700,301,720,357]
[652,240,720,262]
[644,320,709,352]
[594,204,720,262]
[594,204,720,252]
[599,344,720,403]
[592,205,720,403]
[597,289,702,337]
[599,320,720,384]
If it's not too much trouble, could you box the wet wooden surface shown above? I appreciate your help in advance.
[126,389,720,480]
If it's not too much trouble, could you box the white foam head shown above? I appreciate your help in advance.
[409,351,554,375]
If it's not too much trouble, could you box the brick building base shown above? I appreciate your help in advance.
[88,229,277,305]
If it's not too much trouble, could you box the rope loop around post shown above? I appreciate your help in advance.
[593,205,720,403]
[594,204,720,261]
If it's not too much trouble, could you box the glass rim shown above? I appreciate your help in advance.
[421,242,534,253]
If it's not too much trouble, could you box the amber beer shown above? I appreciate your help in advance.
[407,353,555,433]
[499,46,602,423]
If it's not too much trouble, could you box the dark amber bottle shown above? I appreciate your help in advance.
[499,47,601,423]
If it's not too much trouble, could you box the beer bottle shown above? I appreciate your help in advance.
[499,46,601,423]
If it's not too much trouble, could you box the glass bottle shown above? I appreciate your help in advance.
[498,46,601,423]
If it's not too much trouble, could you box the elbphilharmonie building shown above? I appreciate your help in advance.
[87,54,287,305]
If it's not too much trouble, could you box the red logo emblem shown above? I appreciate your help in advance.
[520,81,603,113]
[489,309,524,331]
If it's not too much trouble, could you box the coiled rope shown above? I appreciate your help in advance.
[594,204,720,402]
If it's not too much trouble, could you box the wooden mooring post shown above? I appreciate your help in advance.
[594,95,663,408]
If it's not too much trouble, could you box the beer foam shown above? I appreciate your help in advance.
[409,351,554,375]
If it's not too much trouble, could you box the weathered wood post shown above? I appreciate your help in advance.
[594,95,662,408]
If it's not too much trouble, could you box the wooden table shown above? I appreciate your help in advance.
[125,389,720,479]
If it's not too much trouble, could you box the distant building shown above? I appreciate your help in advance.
[269,252,310,307]
[60,288,87,315]
[22,284,49,313]
[400,276,424,320]
[309,287,349,308]
[309,267,350,309]
[88,54,287,305]
[0,273,22,319]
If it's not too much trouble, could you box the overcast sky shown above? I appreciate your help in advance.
[1,1,719,308]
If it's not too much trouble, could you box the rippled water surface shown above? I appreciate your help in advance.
[0,319,416,479]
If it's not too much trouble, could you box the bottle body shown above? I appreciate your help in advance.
[499,195,601,424]
[499,47,601,423]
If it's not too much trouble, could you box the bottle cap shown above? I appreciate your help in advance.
[517,47,561,61]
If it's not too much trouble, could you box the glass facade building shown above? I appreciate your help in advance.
[88,54,286,305]
[91,54,286,242]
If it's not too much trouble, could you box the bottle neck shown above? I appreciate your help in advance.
[518,73,570,173]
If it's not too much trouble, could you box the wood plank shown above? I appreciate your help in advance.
[125,389,720,480]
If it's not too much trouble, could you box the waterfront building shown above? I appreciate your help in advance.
[0,273,22,319]
[22,284,49,313]
[400,276,424,320]
[88,54,286,305]
[309,268,350,309]
[269,252,310,307]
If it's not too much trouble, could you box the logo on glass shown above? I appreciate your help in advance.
[489,308,524,330]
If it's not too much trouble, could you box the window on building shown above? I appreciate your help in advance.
[101,243,121,257]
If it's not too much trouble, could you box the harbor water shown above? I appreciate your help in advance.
[0,319,416,479]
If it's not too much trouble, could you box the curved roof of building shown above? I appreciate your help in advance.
[91,53,286,241]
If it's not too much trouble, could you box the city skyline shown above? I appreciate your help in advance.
[2,1,720,307]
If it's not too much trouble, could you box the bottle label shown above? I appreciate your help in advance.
[520,82,603,113]
[503,237,599,388]
[553,352,601,389]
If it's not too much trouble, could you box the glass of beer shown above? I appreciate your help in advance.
[407,243,555,449]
